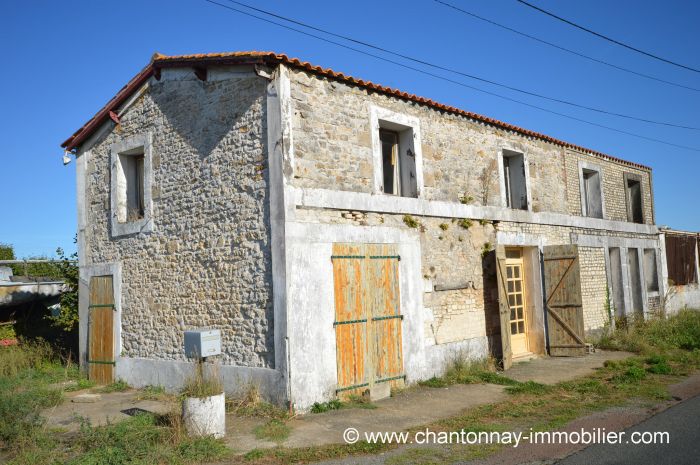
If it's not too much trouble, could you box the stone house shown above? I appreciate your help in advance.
[63,51,665,410]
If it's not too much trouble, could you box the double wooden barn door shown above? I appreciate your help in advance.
[332,243,404,397]
[88,275,116,384]
[543,245,586,356]
[497,244,586,369]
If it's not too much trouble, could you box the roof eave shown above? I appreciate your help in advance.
[61,52,652,172]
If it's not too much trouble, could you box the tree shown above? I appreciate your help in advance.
[49,242,79,331]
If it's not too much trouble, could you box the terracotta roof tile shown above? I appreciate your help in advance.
[61,51,651,171]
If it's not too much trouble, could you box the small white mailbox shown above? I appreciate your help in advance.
[184,329,221,358]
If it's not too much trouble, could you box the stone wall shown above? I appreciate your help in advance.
[287,65,658,348]
[80,68,275,368]
[290,70,567,212]
[564,149,654,224]
[288,68,652,220]
[293,207,497,354]
[579,247,610,332]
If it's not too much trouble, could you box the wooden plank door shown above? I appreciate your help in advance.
[332,244,368,397]
[332,243,404,397]
[543,245,586,356]
[366,244,404,390]
[495,245,513,370]
[88,275,115,384]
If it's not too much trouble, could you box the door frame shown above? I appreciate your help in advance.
[79,262,122,373]
[495,239,548,369]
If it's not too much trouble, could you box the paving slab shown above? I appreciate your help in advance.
[43,389,174,431]
[506,350,633,385]
[224,350,635,455]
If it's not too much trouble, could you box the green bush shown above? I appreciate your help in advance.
[310,399,343,413]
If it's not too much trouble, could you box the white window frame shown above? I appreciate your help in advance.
[578,161,606,219]
[369,105,424,198]
[497,147,532,211]
[110,133,154,237]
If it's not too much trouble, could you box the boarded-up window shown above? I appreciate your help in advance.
[665,234,698,285]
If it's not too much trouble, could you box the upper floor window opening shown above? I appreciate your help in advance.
[579,163,604,219]
[500,150,529,211]
[624,173,644,224]
[370,106,423,199]
[380,129,401,195]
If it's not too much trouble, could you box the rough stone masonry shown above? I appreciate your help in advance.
[67,53,665,410]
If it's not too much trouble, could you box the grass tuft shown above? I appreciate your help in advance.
[310,395,376,413]
[253,419,291,443]
[181,361,223,398]
[96,379,130,393]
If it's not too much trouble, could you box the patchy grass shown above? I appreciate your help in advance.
[0,341,73,450]
[226,385,290,420]
[240,311,700,465]
[0,342,231,465]
[253,419,291,443]
[597,309,700,354]
[96,379,130,393]
[0,340,54,378]
[65,377,96,392]
[136,384,174,402]
[419,356,519,388]
[68,411,229,465]
[310,394,376,413]
[504,380,552,395]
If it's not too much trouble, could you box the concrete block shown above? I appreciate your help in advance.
[72,394,101,403]
[369,382,391,402]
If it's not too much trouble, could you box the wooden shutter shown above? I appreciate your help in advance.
[332,243,404,397]
[495,245,513,370]
[88,275,115,384]
[332,244,368,396]
[543,245,586,356]
[367,244,404,389]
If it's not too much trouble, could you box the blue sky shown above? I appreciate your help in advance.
[1,0,698,258]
